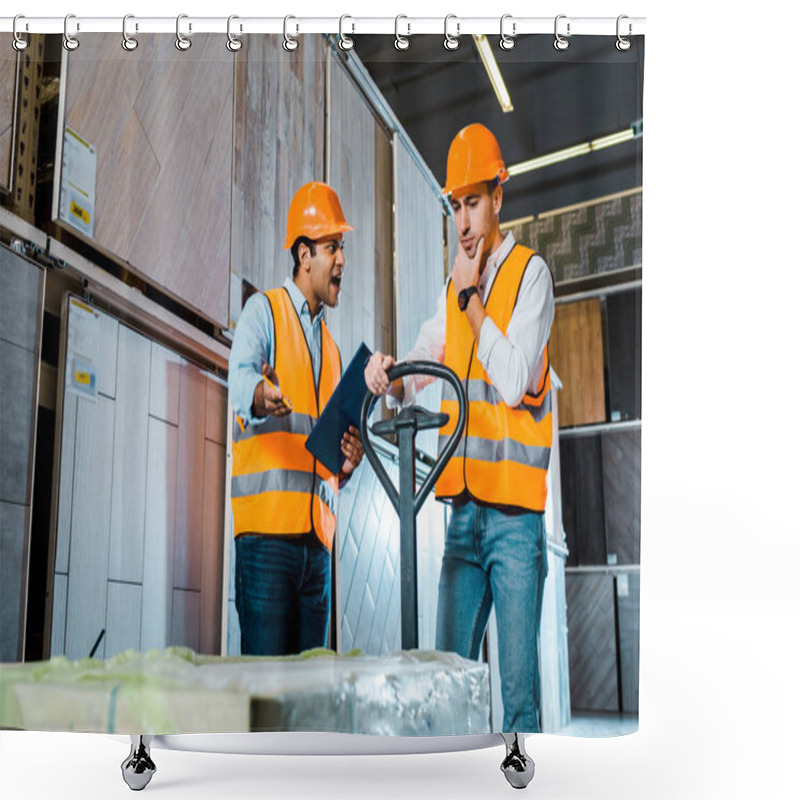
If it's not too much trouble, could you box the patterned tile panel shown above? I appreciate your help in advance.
[510,192,642,284]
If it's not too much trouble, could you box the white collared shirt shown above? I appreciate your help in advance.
[399,232,554,407]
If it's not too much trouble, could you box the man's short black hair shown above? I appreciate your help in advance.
[291,236,316,278]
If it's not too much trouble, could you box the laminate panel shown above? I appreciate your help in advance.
[171,589,201,653]
[560,434,607,566]
[140,417,178,652]
[606,289,642,421]
[0,246,42,351]
[64,395,115,660]
[226,599,240,657]
[95,312,118,399]
[566,573,618,712]
[173,360,207,591]
[0,501,26,661]
[149,341,181,426]
[339,454,402,655]
[50,573,68,657]
[108,325,151,584]
[105,581,142,658]
[549,299,606,428]
[327,57,379,364]
[539,550,571,732]
[61,34,233,327]
[204,374,228,446]
[395,141,447,357]
[602,428,641,565]
[200,440,225,655]
[231,35,326,296]
[0,36,16,190]
[0,340,37,505]
[54,392,77,574]
[617,572,640,713]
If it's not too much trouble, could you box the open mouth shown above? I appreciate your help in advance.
[331,276,342,289]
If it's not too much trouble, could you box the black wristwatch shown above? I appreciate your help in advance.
[458,285,479,312]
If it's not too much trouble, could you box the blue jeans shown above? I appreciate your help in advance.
[436,501,548,733]
[234,535,331,656]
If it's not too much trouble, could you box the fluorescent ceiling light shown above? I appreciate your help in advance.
[507,126,638,177]
[591,128,635,150]
[507,144,591,176]
[472,35,513,113]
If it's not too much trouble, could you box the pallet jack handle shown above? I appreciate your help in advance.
[359,361,466,649]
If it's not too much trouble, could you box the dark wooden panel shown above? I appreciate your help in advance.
[560,435,606,567]
[606,288,641,421]
[617,572,640,713]
[602,428,641,565]
[566,573,618,712]
[549,299,606,428]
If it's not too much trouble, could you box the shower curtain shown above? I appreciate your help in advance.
[0,22,643,741]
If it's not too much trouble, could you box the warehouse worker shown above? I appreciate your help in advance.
[229,181,364,657]
[364,124,555,733]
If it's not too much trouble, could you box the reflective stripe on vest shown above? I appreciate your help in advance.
[230,287,342,550]
[436,243,553,512]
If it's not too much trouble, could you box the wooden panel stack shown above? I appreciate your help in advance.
[60,34,234,327]
[326,55,393,364]
[549,298,606,428]
[230,35,326,300]
[51,301,227,659]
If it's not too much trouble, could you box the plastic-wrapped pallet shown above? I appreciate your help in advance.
[0,647,490,736]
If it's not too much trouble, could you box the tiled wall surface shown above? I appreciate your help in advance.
[509,191,642,283]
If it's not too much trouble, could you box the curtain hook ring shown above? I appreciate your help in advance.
[12,15,29,51]
[283,15,299,51]
[227,15,242,52]
[616,14,632,51]
[175,14,192,51]
[499,14,515,50]
[338,15,355,51]
[554,14,570,50]
[444,14,460,51]
[63,14,80,51]
[122,14,138,51]
[394,15,410,51]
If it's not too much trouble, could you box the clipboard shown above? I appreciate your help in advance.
[305,342,373,474]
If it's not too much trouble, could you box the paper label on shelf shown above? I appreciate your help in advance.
[617,574,630,597]
[66,297,100,401]
[59,127,97,238]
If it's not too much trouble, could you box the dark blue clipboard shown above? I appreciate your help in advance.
[305,342,373,474]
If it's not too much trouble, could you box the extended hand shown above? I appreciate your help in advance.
[451,236,485,295]
[364,351,395,396]
[261,363,292,417]
[340,425,364,473]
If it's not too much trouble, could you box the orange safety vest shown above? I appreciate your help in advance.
[231,287,342,551]
[436,244,553,512]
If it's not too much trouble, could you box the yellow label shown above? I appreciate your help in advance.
[75,370,91,386]
[70,201,90,225]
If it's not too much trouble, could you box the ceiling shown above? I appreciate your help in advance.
[353,34,644,224]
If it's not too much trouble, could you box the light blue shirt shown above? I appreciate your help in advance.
[229,277,323,426]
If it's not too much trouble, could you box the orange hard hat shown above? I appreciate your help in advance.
[443,123,509,197]
[284,182,354,249]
